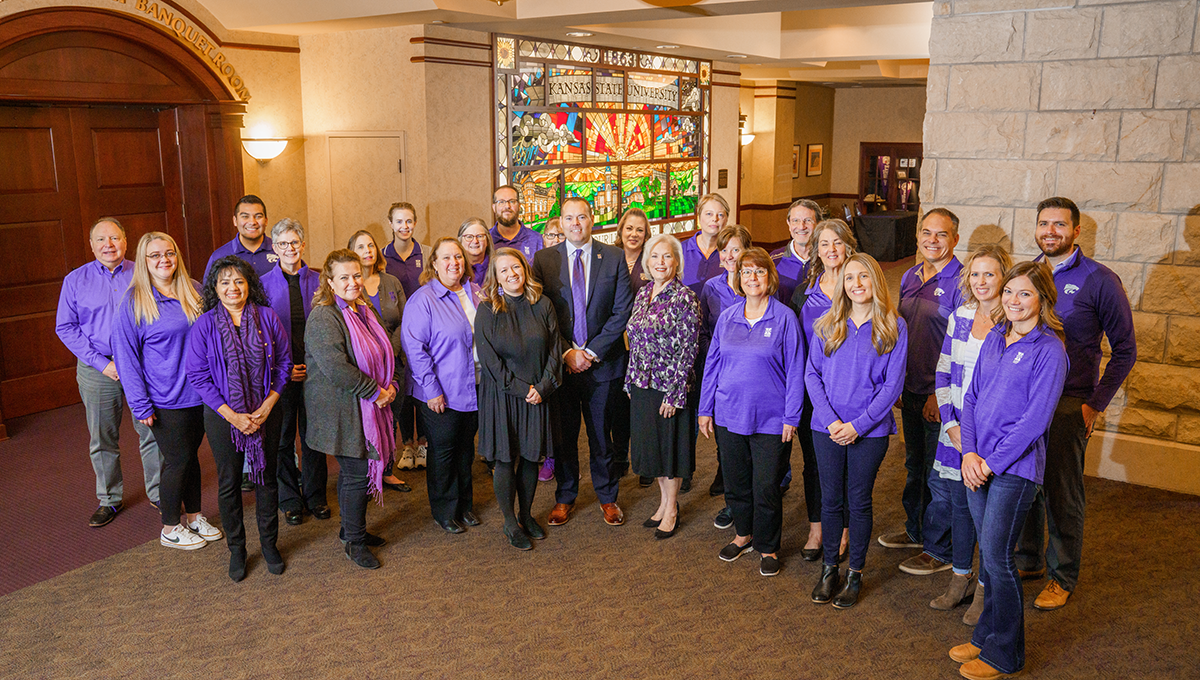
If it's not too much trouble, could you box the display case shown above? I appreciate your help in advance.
[858,142,922,215]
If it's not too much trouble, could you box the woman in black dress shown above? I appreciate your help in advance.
[475,247,563,550]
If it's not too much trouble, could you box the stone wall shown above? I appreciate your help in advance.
[922,0,1200,493]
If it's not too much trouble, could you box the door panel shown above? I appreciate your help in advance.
[328,134,405,258]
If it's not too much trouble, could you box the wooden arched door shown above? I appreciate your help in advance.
[0,8,246,433]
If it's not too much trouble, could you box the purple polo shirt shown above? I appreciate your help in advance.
[899,257,964,394]
[470,256,489,287]
[185,305,292,414]
[204,235,277,281]
[490,222,543,260]
[798,281,834,354]
[382,241,426,298]
[261,265,320,336]
[771,242,810,307]
[400,278,482,412]
[961,325,1068,484]
[112,288,203,419]
[56,259,134,372]
[681,233,723,297]
[1042,247,1136,412]
[699,297,804,436]
[699,275,740,334]
[805,316,908,439]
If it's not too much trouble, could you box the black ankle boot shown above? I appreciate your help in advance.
[262,543,285,575]
[812,564,839,604]
[833,570,862,609]
[229,548,247,582]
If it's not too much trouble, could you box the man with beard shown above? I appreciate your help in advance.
[1015,196,1136,611]
[490,185,544,259]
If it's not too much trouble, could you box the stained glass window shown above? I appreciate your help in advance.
[495,34,711,234]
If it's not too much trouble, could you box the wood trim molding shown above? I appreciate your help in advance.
[738,193,857,211]
[410,55,491,68]
[711,81,741,88]
[713,68,740,76]
[223,42,300,53]
[411,36,491,50]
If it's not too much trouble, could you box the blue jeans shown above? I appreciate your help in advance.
[925,471,973,569]
[968,473,1039,675]
[901,390,941,541]
[813,432,889,571]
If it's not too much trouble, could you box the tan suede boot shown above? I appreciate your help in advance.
[962,582,985,626]
[931,571,977,610]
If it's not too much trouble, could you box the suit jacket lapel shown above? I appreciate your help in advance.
[557,242,573,307]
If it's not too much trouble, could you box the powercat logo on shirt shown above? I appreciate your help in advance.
[764,327,773,338]
[1013,351,1025,364]
[934,287,945,297]
[1063,284,1080,295]
[267,254,279,263]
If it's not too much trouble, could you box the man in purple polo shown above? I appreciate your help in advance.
[490,185,543,260]
[771,198,818,305]
[56,217,162,527]
[203,195,277,281]
[879,208,963,573]
[1017,196,1136,611]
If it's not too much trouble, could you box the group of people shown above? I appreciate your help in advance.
[58,186,1135,680]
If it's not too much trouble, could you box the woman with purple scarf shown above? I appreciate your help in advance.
[187,256,291,581]
[305,249,400,570]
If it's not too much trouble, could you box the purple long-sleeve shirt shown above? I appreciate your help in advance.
[699,297,804,436]
[698,274,739,357]
[382,241,426,299]
[1041,248,1136,412]
[806,317,908,439]
[260,265,320,336]
[771,243,810,307]
[490,222,543,259]
[961,325,1068,484]
[185,305,292,414]
[112,288,203,419]
[55,259,134,372]
[681,233,723,297]
[798,281,834,355]
[400,279,482,412]
[899,258,964,394]
[203,236,277,281]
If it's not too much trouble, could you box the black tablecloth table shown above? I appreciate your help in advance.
[854,211,918,262]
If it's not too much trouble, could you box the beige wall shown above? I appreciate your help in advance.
[831,85,926,213]
[710,64,742,231]
[923,0,1200,495]
[793,83,835,200]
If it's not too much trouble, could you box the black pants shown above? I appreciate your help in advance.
[798,399,821,523]
[609,386,630,472]
[336,455,370,544]
[417,404,477,523]
[275,381,328,513]
[901,389,941,542]
[152,406,205,526]
[717,426,790,555]
[395,395,419,443]
[204,405,282,554]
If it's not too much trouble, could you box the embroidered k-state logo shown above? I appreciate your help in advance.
[934,287,944,297]
[764,327,773,338]
[1013,351,1025,364]
[1064,284,1080,295]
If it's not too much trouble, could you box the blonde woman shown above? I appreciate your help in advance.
[805,252,908,608]
[113,232,219,552]
[682,193,730,296]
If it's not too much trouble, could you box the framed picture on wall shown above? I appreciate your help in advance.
[792,145,801,179]
[806,144,823,177]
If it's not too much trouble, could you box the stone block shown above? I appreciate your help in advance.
[926,66,950,113]
[954,0,1071,14]
[1040,59,1157,110]
[1133,312,1168,363]
[946,63,1040,112]
[935,0,952,16]
[920,159,938,205]
[1156,56,1200,109]
[924,112,1024,159]
[1024,112,1119,161]
[1160,163,1200,214]
[1187,112,1200,162]
[1099,0,1196,57]
[1025,8,1101,61]
[936,159,1056,207]
[930,13,1025,64]
[942,205,1015,252]
[1176,414,1200,445]
[1118,111,1187,162]
[1103,260,1146,308]
[1175,211,1200,266]
[1114,212,1179,262]
[1141,263,1200,315]
[1124,362,1200,411]
[1056,162,1163,212]
[1166,315,1200,366]
[1103,406,1178,439]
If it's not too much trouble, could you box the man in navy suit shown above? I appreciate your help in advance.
[532,197,634,527]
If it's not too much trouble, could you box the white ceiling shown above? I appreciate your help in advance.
[197,0,933,84]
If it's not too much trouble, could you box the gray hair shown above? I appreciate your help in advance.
[91,217,125,238]
[640,233,685,282]
[271,218,305,242]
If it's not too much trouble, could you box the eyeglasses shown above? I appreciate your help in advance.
[494,198,520,206]
[275,240,302,250]
[740,268,768,278]
[788,218,817,226]
[461,234,488,242]
[543,232,565,242]
[146,251,177,261]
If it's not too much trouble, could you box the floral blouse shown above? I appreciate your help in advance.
[625,278,701,408]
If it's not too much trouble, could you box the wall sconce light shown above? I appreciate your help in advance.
[242,138,289,164]
[739,114,755,146]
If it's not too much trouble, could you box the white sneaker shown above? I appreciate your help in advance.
[397,445,416,470]
[160,525,207,550]
[414,442,428,469]
[187,515,224,542]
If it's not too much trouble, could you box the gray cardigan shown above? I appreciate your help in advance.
[372,272,407,358]
[303,303,396,460]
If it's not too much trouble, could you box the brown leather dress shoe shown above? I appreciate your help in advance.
[1033,580,1071,610]
[547,503,574,526]
[601,502,624,526]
